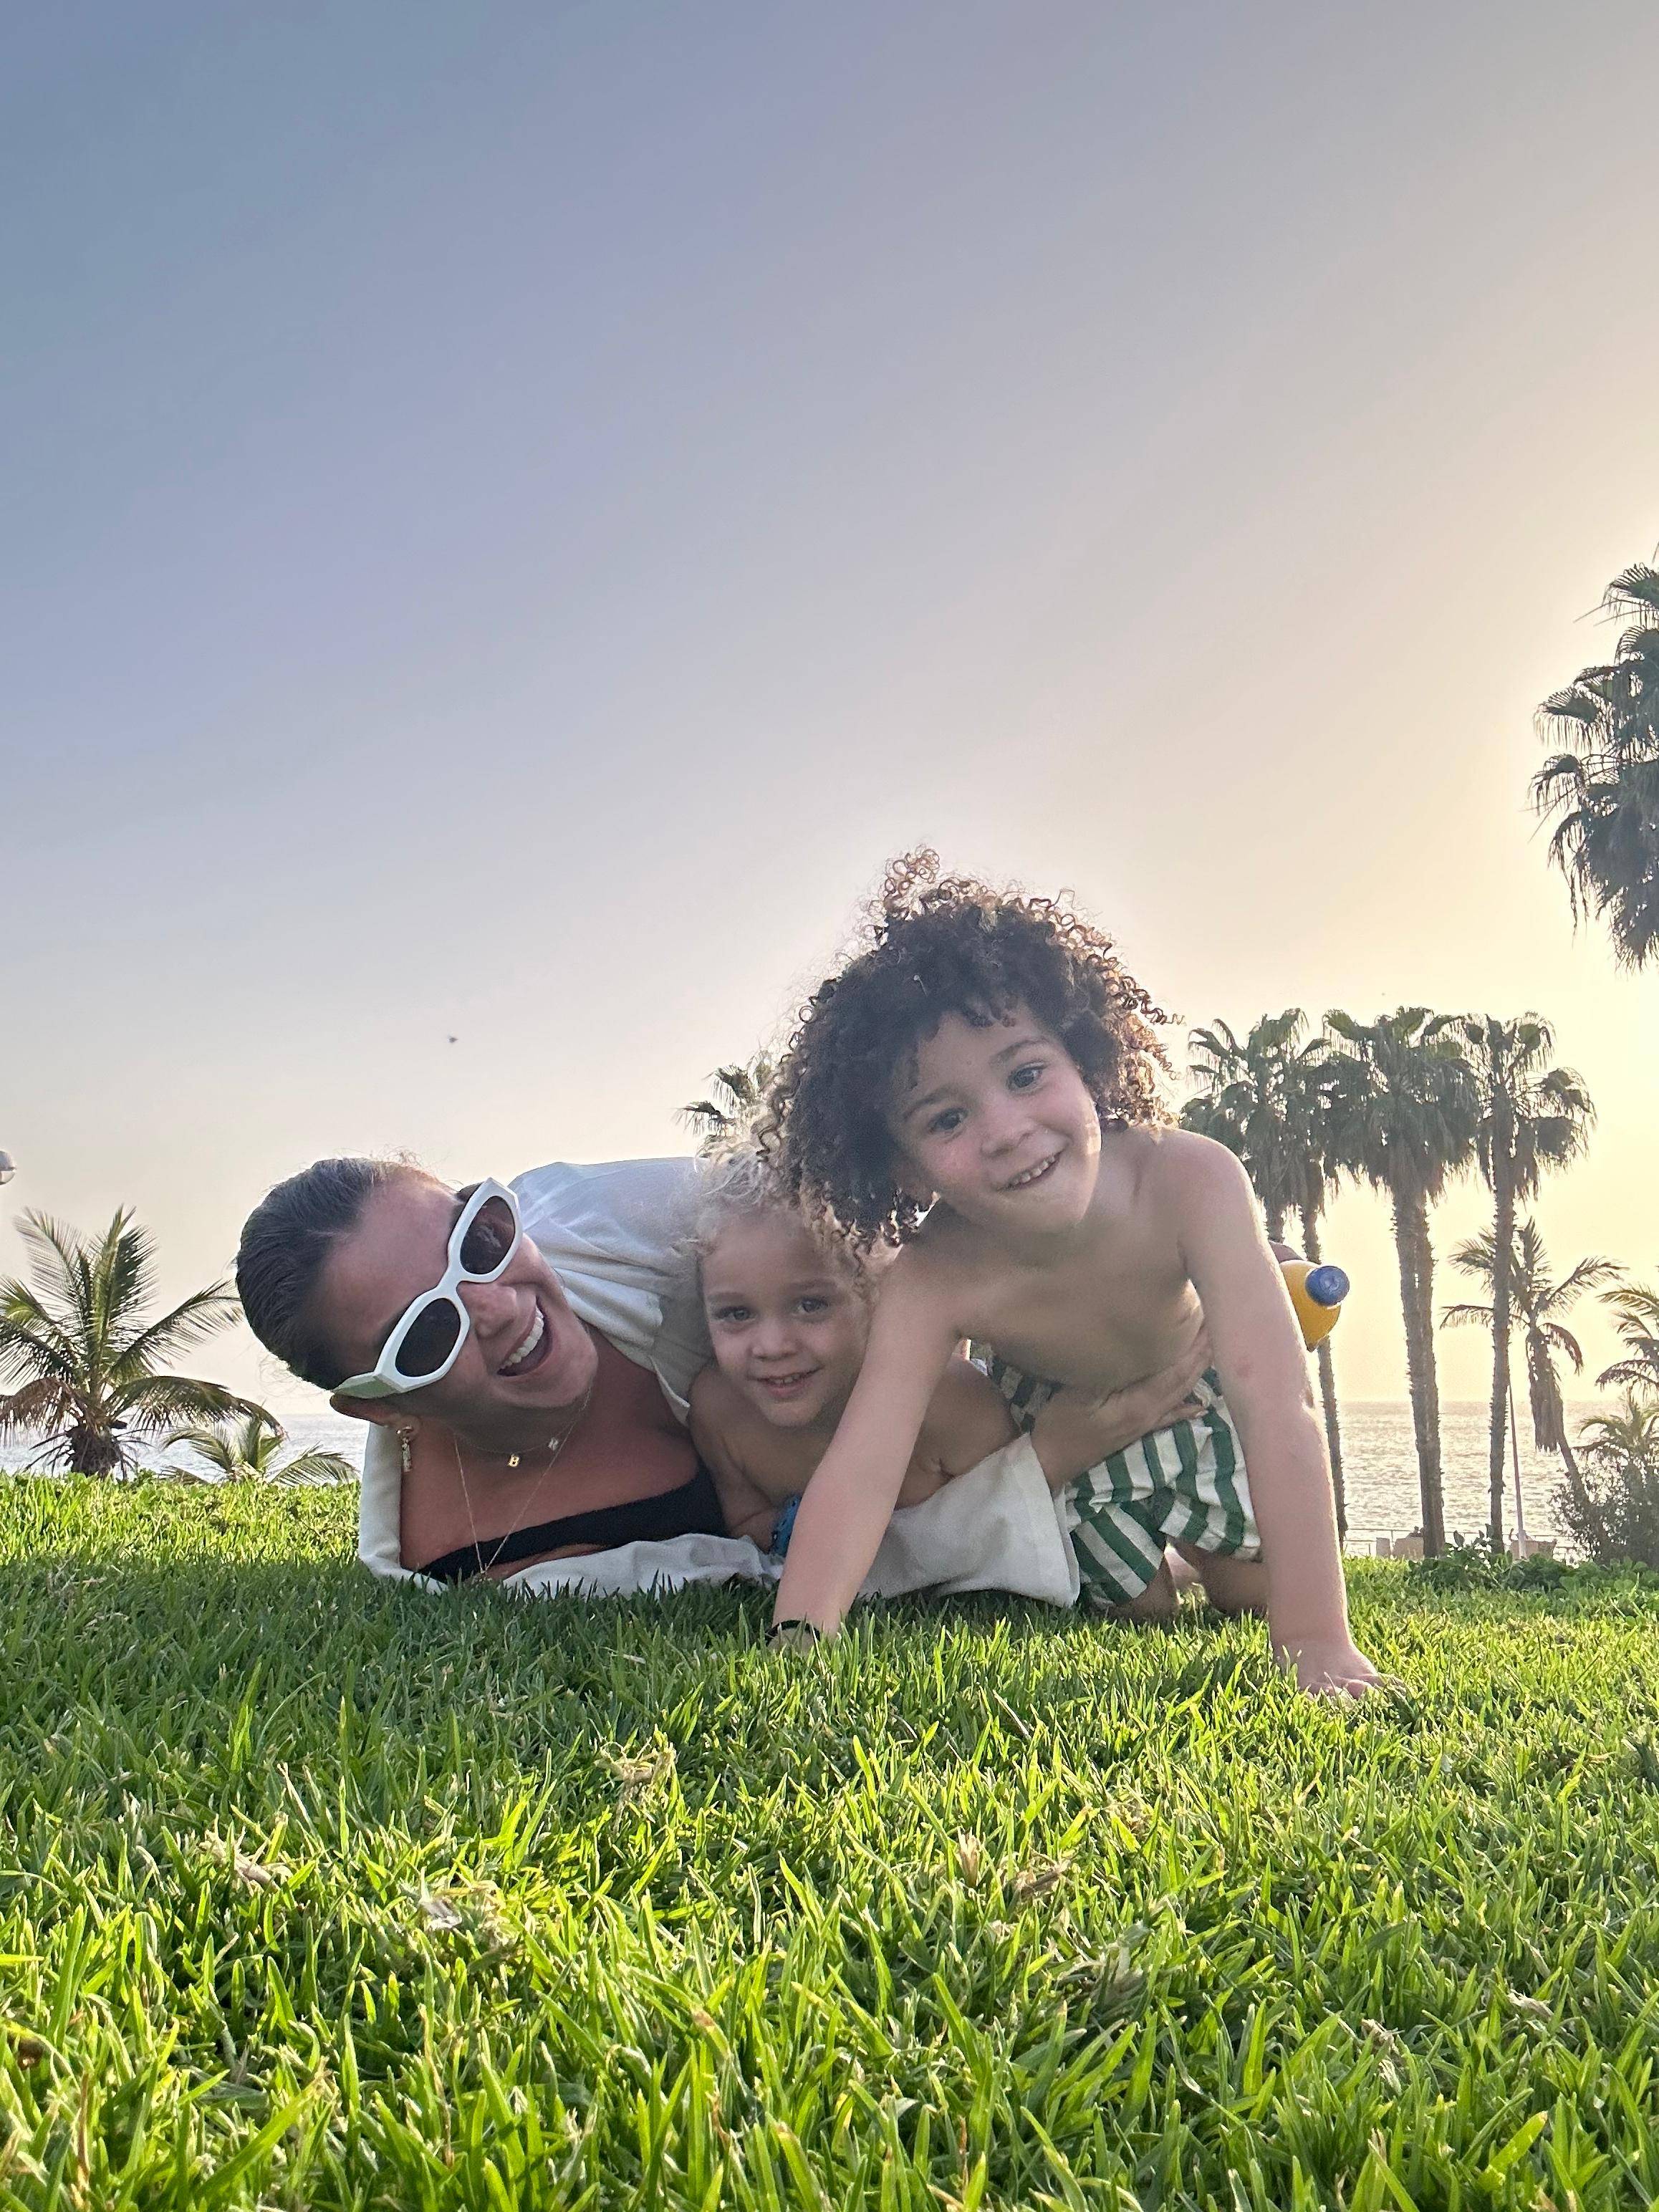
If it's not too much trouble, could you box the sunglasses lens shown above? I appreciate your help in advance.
[394,1300,463,1381]
[459,1194,516,1275]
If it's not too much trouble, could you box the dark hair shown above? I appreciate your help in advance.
[766,851,1170,1246]
[236,1157,408,1390]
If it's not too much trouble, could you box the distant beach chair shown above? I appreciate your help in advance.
[1371,1532,1425,1559]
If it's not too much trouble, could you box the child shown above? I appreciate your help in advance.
[688,1146,1019,1549]
[688,1145,1204,1561]
[764,854,1379,1698]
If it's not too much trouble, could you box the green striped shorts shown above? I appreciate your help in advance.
[988,1361,1260,1604]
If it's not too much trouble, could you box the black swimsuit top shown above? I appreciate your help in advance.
[417,1460,726,1585]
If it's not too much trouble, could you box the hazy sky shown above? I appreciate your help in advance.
[5,1,1657,1418]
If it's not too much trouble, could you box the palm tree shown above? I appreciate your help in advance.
[680,1053,778,1153]
[1597,1273,1659,1398]
[163,1410,357,1486]
[1322,1009,1479,1554]
[1183,1011,1349,1529]
[0,1209,266,1477]
[1441,1218,1619,1521]
[1578,1390,1659,1460]
[1533,562,1659,969]
[1562,1390,1659,1569]
[1455,1018,1594,1549]
[1183,1014,1311,1237]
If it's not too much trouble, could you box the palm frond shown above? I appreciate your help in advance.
[271,1448,357,1486]
[0,1378,77,1438]
[112,1282,239,1380]
[116,1377,271,1436]
[1440,1302,1495,1331]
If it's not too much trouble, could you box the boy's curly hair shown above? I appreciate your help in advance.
[764,852,1170,1246]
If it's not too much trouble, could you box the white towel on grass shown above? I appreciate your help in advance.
[362,1431,1078,1606]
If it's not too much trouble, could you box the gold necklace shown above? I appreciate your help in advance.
[450,1365,598,1580]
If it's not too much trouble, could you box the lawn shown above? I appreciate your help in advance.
[0,1480,1656,2210]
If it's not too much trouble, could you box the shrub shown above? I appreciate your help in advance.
[1554,1430,1659,1569]
[1407,1533,1572,1594]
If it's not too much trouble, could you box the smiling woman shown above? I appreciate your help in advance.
[235,1157,727,1579]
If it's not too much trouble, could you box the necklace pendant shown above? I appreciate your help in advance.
[507,1453,520,1470]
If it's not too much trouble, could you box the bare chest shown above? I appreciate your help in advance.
[729,1406,945,1506]
[963,1238,1201,1390]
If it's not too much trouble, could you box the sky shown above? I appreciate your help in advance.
[4,0,1657,1419]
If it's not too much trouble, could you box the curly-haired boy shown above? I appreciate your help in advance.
[764,853,1377,1698]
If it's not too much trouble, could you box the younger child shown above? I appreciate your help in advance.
[764,855,1378,1698]
[688,1146,1018,1549]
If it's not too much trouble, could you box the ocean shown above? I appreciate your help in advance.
[2,1400,1587,1549]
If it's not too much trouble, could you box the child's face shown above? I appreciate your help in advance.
[888,1006,1102,1234]
[701,1212,870,1430]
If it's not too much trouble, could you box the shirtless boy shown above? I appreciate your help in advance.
[764,854,1379,1698]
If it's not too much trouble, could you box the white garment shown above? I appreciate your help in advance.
[357,1155,1077,1607]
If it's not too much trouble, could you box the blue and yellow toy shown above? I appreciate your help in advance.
[1281,1259,1350,1349]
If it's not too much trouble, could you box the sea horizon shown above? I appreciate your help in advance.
[1,1398,1600,1550]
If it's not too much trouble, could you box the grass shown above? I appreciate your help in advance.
[1,1480,1657,2210]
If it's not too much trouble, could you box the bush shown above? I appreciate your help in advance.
[1406,1533,1572,1594]
[1555,1440,1659,1569]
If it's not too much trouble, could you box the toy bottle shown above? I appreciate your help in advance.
[1281,1259,1349,1349]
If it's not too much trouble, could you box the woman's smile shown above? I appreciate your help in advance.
[496,1302,549,1377]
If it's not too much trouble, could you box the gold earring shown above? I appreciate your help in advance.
[398,1428,414,1474]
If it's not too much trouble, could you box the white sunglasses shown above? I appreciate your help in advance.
[333,1178,523,1400]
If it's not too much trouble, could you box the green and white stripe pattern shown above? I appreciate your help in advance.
[988,1360,1260,1604]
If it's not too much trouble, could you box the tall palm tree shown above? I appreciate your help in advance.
[1441,1218,1619,1519]
[1455,1017,1594,1548]
[680,1053,778,1154]
[1533,562,1659,969]
[1597,1273,1659,1398]
[163,1410,357,1486]
[0,1209,265,1477]
[1183,1011,1349,1528]
[1322,1009,1479,1554]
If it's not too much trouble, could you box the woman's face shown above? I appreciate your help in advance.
[314,1171,597,1452]
[701,1210,869,1431]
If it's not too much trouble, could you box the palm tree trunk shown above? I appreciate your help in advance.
[1556,1428,1586,1504]
[1486,1166,1514,1554]
[1411,1202,1448,1552]
[1298,1202,1347,1537]
[1552,1400,1592,1516]
[1391,1191,1446,1554]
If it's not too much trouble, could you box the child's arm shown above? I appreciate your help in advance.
[1169,1136,1379,1698]
[689,1370,782,1550]
[1029,1333,1213,1493]
[771,1261,962,1634]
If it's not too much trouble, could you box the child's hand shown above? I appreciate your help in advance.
[1279,1636,1382,1698]
[1030,1333,1213,1492]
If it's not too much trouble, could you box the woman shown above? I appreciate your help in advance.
[237,1155,721,1582]
[236,1151,1208,1595]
